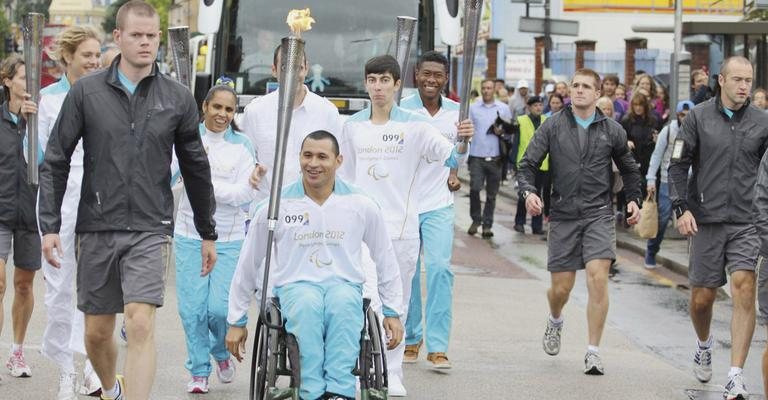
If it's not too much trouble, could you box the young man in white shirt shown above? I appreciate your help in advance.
[241,43,342,205]
[339,55,472,396]
[226,131,404,400]
[400,51,472,370]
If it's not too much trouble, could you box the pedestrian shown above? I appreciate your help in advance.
[0,54,41,381]
[514,95,548,235]
[226,131,405,400]
[555,80,570,104]
[621,91,659,197]
[467,79,512,238]
[400,51,470,369]
[508,79,529,119]
[494,78,509,103]
[240,42,340,205]
[615,83,627,102]
[339,54,472,396]
[38,2,218,399]
[601,74,627,121]
[753,88,767,111]
[37,25,103,398]
[669,56,768,399]
[544,93,563,117]
[691,68,713,104]
[643,100,693,269]
[754,135,768,400]
[654,82,670,124]
[518,68,642,375]
[175,83,257,394]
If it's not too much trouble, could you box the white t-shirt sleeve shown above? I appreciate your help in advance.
[227,210,268,326]
[362,198,403,317]
[419,121,455,166]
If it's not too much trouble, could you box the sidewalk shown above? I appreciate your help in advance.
[457,169,691,276]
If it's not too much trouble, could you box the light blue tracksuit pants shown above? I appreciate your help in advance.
[274,280,363,400]
[175,235,242,377]
[405,205,455,353]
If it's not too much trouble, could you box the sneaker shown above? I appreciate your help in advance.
[584,352,605,375]
[81,360,102,396]
[513,224,525,233]
[426,352,452,370]
[481,227,494,238]
[543,319,562,356]
[467,222,480,236]
[6,349,31,377]
[100,375,125,400]
[388,375,407,397]
[187,376,209,394]
[216,357,236,383]
[724,373,749,400]
[693,346,713,383]
[644,251,657,269]
[403,341,421,364]
[323,393,353,400]
[57,372,78,400]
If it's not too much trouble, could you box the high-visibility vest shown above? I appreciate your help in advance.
[516,114,548,171]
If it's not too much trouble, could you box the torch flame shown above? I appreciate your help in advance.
[286,8,315,37]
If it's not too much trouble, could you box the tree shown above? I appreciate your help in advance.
[102,0,171,44]
[13,0,52,24]
[0,11,11,59]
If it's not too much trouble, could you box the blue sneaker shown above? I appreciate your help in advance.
[644,251,657,269]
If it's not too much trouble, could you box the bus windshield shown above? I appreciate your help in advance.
[219,0,419,98]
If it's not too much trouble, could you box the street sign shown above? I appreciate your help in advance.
[518,16,579,36]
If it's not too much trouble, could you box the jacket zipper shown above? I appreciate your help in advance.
[724,124,741,222]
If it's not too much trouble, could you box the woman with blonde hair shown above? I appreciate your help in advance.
[37,25,103,398]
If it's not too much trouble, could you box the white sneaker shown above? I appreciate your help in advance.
[80,360,102,396]
[693,345,713,383]
[57,372,78,400]
[215,357,236,383]
[187,376,209,394]
[6,350,31,377]
[388,375,407,397]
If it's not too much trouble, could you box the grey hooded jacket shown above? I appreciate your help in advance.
[669,96,768,224]
[517,105,642,221]
[38,57,217,240]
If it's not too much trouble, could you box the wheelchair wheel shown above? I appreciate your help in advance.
[249,299,301,400]
[359,305,388,400]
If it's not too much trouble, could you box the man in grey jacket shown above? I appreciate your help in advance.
[669,56,768,400]
[518,68,642,376]
[38,2,217,399]
[754,150,768,400]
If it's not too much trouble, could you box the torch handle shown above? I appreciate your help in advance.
[457,0,484,143]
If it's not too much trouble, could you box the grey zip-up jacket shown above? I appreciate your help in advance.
[518,106,642,221]
[669,96,768,224]
[754,152,768,257]
[0,102,38,232]
[39,58,217,239]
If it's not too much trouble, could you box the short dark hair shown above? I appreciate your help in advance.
[302,130,340,156]
[116,0,158,30]
[365,55,400,82]
[416,51,449,73]
[202,84,240,131]
[272,43,308,68]
[494,78,505,84]
[573,68,601,89]
[481,78,495,86]
[602,74,619,86]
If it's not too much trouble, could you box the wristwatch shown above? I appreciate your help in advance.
[673,205,687,219]
[521,190,531,200]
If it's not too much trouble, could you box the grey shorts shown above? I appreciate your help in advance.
[757,256,768,325]
[0,224,41,270]
[547,214,616,272]
[76,231,173,314]
[688,223,758,288]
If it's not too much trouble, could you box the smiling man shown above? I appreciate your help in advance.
[400,51,472,370]
[39,2,217,399]
[669,56,768,400]
[339,54,472,396]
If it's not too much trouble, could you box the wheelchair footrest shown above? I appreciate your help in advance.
[360,388,388,400]
[267,387,299,400]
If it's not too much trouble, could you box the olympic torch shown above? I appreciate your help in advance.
[458,0,483,144]
[168,26,192,90]
[21,13,44,185]
[259,8,314,326]
[394,16,417,104]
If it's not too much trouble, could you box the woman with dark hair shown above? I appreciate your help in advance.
[174,82,258,394]
[621,92,659,196]
[0,54,41,381]
[544,93,563,117]
[654,83,670,124]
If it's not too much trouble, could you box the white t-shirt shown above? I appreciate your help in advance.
[227,178,403,326]
[175,126,257,242]
[339,105,461,240]
[240,86,342,209]
[400,94,460,214]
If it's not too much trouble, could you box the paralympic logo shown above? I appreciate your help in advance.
[367,163,390,180]
[309,248,333,268]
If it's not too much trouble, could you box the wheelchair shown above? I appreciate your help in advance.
[249,297,388,400]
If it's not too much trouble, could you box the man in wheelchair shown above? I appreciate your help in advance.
[225,130,405,400]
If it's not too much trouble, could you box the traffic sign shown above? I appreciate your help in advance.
[518,16,579,36]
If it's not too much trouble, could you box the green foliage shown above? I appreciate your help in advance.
[102,0,171,44]
[13,0,52,24]
[102,0,131,35]
[744,8,768,21]
[0,11,10,60]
